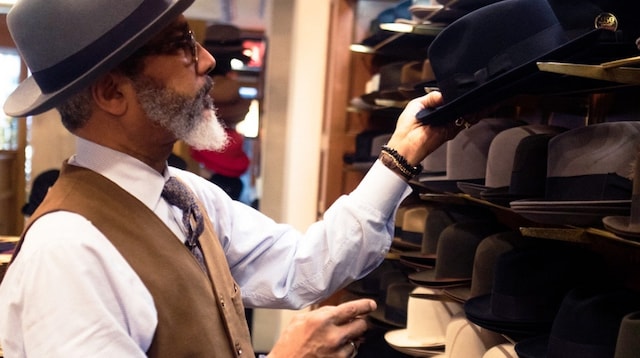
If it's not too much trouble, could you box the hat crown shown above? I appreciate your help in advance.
[9,0,140,72]
[5,0,194,117]
[548,121,640,178]
[428,0,567,102]
[446,117,524,180]
[485,124,563,188]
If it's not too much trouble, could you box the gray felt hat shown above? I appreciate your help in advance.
[4,0,194,117]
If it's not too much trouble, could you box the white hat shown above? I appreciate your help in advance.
[431,312,508,358]
[384,287,462,349]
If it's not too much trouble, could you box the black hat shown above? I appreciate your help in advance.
[515,286,640,358]
[416,0,606,126]
[22,169,60,216]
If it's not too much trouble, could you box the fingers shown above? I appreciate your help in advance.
[417,91,443,111]
[398,91,444,126]
[332,298,376,325]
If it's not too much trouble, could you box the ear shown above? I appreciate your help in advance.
[91,72,129,116]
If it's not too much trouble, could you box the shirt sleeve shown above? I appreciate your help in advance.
[183,161,412,309]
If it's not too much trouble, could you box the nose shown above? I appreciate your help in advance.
[197,43,216,75]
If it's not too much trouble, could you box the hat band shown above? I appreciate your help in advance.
[545,173,631,201]
[32,0,164,94]
[439,23,567,101]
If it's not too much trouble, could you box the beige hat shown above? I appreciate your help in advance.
[431,312,508,358]
[384,286,463,349]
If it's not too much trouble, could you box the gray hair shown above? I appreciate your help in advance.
[55,53,146,132]
[56,88,93,132]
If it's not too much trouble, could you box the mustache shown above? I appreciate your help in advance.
[197,76,215,109]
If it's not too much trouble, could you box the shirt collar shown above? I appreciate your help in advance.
[68,137,169,211]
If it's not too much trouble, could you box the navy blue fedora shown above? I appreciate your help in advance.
[415,0,607,126]
[4,0,194,117]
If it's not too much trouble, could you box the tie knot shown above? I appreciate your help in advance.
[162,176,196,212]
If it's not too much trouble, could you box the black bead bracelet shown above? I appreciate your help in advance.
[380,145,423,179]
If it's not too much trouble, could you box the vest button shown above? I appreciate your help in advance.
[220,298,225,308]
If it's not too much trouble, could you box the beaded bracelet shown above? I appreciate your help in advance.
[379,145,423,180]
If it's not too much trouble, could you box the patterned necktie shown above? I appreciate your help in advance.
[162,177,207,272]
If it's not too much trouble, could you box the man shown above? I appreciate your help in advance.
[0,0,455,357]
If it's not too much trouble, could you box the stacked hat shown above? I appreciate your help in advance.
[614,311,640,358]
[368,281,416,329]
[415,0,616,126]
[343,130,392,166]
[431,311,509,358]
[456,124,565,205]
[397,206,453,270]
[384,286,463,355]
[510,121,640,227]
[515,286,640,358]
[398,58,439,100]
[443,230,526,303]
[205,23,250,75]
[351,0,433,60]
[464,242,606,340]
[408,220,508,288]
[418,117,526,193]
[392,204,431,251]
[344,259,398,297]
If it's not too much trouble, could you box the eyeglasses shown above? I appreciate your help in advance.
[175,30,199,65]
[135,29,199,66]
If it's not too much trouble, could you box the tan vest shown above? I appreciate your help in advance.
[13,163,254,357]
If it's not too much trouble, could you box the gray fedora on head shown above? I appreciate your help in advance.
[4,0,194,117]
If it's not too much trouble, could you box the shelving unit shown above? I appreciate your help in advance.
[318,0,640,355]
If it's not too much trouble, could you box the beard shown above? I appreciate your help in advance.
[131,74,229,151]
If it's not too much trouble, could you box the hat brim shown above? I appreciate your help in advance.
[5,0,195,117]
[384,328,446,349]
[513,335,549,358]
[464,294,554,338]
[409,268,471,288]
[416,29,604,126]
[418,178,485,194]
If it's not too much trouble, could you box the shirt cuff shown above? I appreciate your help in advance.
[349,160,413,216]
